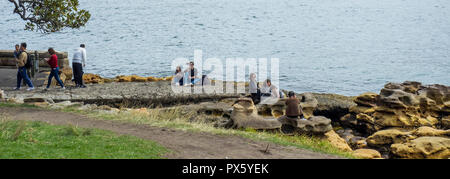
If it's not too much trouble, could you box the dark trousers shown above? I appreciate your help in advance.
[47,67,64,88]
[17,67,34,88]
[72,63,84,86]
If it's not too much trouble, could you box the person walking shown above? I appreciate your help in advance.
[15,43,34,91]
[45,48,65,89]
[72,44,87,88]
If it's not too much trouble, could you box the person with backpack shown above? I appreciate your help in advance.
[44,48,65,90]
[14,42,34,91]
[72,44,87,88]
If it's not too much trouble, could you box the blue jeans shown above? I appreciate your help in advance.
[47,67,64,88]
[17,67,34,88]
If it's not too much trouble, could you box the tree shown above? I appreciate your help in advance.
[7,0,91,33]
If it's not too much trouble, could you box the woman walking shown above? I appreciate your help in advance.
[45,48,65,89]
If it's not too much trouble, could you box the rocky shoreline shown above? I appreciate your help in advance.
[0,78,448,159]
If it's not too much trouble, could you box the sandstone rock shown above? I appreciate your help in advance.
[84,73,105,84]
[132,76,148,82]
[354,92,378,107]
[443,116,450,129]
[323,130,353,152]
[299,93,318,118]
[391,137,450,159]
[230,98,282,130]
[353,149,382,159]
[278,116,333,135]
[349,136,368,149]
[312,93,355,122]
[412,126,450,137]
[60,68,73,82]
[366,128,415,147]
[347,82,449,134]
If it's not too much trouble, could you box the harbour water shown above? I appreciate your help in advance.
[1,0,449,96]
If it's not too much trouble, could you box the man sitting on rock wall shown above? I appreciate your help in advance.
[278,91,304,122]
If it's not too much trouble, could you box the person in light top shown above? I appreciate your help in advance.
[72,44,87,88]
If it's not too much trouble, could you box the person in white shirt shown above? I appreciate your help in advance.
[72,44,87,88]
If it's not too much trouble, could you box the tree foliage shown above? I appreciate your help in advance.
[7,0,91,33]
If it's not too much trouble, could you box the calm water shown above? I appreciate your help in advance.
[1,0,449,96]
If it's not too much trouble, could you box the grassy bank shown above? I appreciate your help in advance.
[0,102,355,158]
[0,113,169,159]
[61,107,354,158]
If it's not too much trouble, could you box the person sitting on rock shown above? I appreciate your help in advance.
[184,62,199,85]
[249,73,261,104]
[173,66,184,86]
[44,48,65,90]
[278,91,304,122]
[261,79,280,98]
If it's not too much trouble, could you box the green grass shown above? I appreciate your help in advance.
[0,116,169,159]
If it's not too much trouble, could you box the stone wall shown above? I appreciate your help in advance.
[0,50,69,68]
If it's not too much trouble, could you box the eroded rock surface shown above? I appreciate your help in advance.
[230,98,282,130]
[391,137,450,159]
[341,81,449,134]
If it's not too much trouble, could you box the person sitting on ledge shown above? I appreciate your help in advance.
[261,79,280,98]
[184,62,199,86]
[278,91,304,122]
[45,48,65,90]
[173,66,184,86]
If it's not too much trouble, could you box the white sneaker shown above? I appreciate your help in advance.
[26,87,35,91]
[61,87,66,90]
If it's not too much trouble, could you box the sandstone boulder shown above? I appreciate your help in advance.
[84,73,105,84]
[366,128,415,147]
[344,82,449,135]
[412,126,450,137]
[230,98,282,130]
[323,130,353,152]
[443,116,450,129]
[354,92,378,107]
[353,149,382,159]
[299,93,318,118]
[278,116,333,135]
[391,137,450,159]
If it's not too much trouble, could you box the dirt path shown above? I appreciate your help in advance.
[0,107,342,159]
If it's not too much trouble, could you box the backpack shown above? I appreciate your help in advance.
[22,51,33,69]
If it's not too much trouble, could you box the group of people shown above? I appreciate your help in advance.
[249,73,284,104]
[12,43,87,90]
[249,73,305,120]
[173,62,210,86]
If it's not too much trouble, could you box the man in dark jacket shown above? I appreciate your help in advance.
[278,91,304,125]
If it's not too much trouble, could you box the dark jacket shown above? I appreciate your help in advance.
[285,98,303,117]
